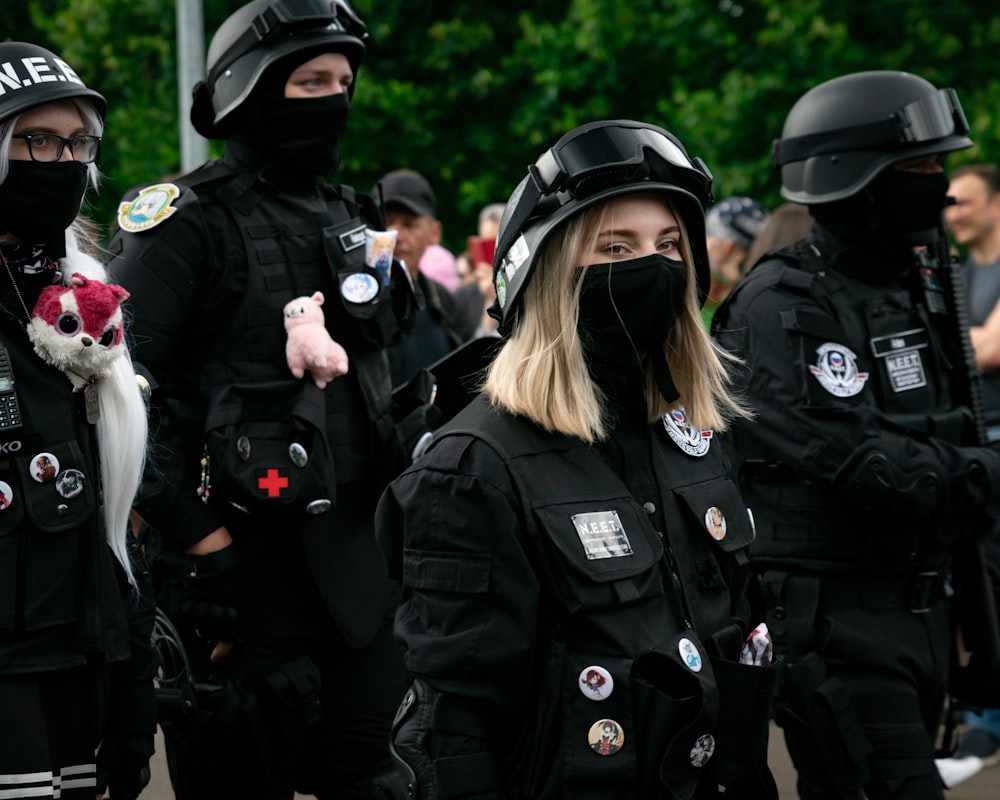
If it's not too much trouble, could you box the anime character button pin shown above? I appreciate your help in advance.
[588,719,624,756]
[579,665,614,701]
[340,272,380,304]
[662,406,712,457]
[55,469,85,499]
[704,506,727,541]
[31,452,59,483]
[809,343,869,397]
[679,637,703,672]
[289,443,309,468]
[0,481,13,510]
[116,183,180,233]
[689,734,715,768]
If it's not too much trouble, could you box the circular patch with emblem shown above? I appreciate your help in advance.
[662,407,712,457]
[809,342,869,397]
[588,719,624,756]
[116,183,180,233]
[341,272,380,304]
[679,637,703,672]
[689,734,715,767]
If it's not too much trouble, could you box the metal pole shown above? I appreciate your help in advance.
[176,0,209,174]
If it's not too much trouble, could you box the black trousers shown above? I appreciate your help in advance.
[0,663,110,799]
[769,580,949,800]
[160,536,407,800]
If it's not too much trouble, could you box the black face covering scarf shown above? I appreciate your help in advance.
[0,160,88,253]
[868,168,950,240]
[235,93,350,176]
[577,253,688,402]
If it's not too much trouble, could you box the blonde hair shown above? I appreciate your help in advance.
[483,192,750,442]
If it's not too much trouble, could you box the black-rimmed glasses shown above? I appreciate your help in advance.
[11,133,101,164]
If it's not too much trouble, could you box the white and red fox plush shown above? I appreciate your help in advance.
[28,272,130,390]
[283,291,349,389]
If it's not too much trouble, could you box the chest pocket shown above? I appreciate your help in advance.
[0,440,98,632]
[673,476,754,595]
[863,295,948,413]
[532,496,664,614]
[781,308,871,409]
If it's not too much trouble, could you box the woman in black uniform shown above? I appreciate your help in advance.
[377,119,778,799]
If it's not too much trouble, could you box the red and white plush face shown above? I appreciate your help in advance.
[27,272,130,388]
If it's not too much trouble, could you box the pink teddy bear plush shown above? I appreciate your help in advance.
[283,291,349,389]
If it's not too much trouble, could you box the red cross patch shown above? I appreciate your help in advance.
[257,468,290,499]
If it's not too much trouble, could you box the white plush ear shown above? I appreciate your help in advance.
[311,290,325,306]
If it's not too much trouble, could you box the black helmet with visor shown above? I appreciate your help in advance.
[774,71,972,205]
[492,120,714,335]
[0,42,106,127]
[204,0,368,126]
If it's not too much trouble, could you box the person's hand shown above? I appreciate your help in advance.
[178,541,242,662]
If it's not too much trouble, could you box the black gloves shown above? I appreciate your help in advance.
[178,544,243,644]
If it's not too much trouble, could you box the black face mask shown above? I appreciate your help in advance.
[0,160,88,248]
[236,93,350,176]
[868,168,950,240]
[578,254,688,401]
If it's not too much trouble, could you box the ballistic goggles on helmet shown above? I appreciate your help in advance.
[493,120,714,333]
[208,0,367,87]
[773,87,969,167]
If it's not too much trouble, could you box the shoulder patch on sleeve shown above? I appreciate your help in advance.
[116,183,181,233]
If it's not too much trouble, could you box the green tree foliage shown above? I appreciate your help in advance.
[9,0,1000,252]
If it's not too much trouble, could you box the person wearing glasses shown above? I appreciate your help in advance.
[712,72,1000,799]
[0,42,154,800]
[376,120,779,799]
[106,1,415,798]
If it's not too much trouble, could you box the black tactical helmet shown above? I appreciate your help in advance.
[774,71,972,205]
[203,0,368,126]
[492,119,714,335]
[0,42,106,127]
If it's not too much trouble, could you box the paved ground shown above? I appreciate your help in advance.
[140,723,999,798]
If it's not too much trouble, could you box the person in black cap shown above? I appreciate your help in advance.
[105,1,415,797]
[701,196,769,327]
[0,41,154,800]
[377,168,464,387]
[376,119,779,799]
[712,71,1000,799]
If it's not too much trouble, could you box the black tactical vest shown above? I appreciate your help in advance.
[176,159,395,487]
[0,316,128,673]
[435,396,773,799]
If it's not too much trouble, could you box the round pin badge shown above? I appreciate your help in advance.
[306,499,332,515]
[578,665,614,701]
[0,480,13,510]
[689,734,716,767]
[55,469,85,499]
[704,506,727,541]
[587,719,624,756]
[31,453,59,483]
[236,436,251,462]
[678,637,703,672]
[341,272,380,304]
[289,443,309,468]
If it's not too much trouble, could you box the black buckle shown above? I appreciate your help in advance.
[908,571,941,614]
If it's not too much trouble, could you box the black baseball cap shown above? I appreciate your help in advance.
[379,169,436,217]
